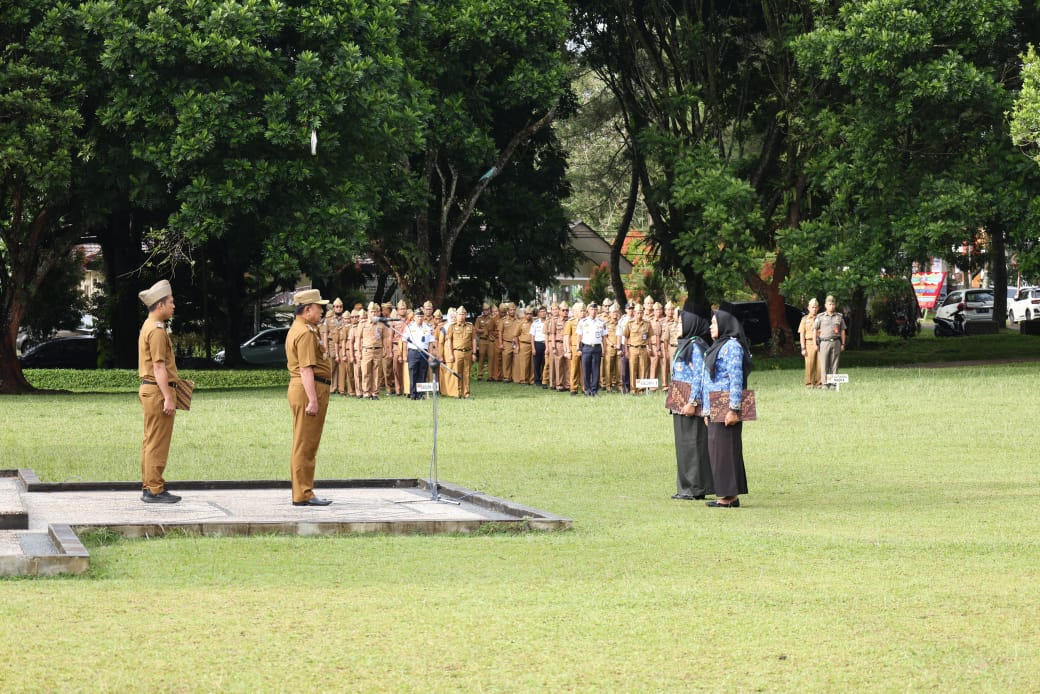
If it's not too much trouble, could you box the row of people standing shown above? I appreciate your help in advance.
[472,296,688,396]
[669,305,754,509]
[796,295,848,389]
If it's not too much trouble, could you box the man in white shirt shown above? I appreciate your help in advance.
[530,305,548,387]
[577,303,607,396]
[404,311,434,399]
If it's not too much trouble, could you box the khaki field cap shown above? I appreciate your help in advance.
[333,297,344,307]
[368,301,380,312]
[293,289,329,306]
[423,300,434,309]
[397,299,408,309]
[138,280,172,307]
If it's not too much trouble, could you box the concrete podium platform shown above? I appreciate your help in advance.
[0,469,571,577]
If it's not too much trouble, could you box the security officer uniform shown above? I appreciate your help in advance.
[814,305,847,385]
[286,289,333,505]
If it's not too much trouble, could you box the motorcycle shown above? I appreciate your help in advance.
[894,309,919,339]
[933,303,966,337]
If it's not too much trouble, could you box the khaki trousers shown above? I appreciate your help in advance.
[288,380,330,502]
[139,385,176,494]
[603,350,619,391]
[500,347,515,382]
[477,338,491,379]
[361,351,381,395]
[628,348,650,391]
[804,344,820,386]
[515,341,533,384]
[452,350,472,397]
[569,350,582,392]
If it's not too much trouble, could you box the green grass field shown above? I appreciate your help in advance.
[2,332,1040,691]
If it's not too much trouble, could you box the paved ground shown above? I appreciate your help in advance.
[0,471,571,576]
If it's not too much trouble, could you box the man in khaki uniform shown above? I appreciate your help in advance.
[351,309,365,398]
[137,279,182,504]
[648,302,665,392]
[564,302,583,394]
[360,302,385,399]
[446,306,477,398]
[285,288,333,506]
[548,302,568,391]
[379,302,394,395]
[603,305,621,392]
[623,303,653,393]
[339,313,356,396]
[498,303,520,383]
[391,299,408,395]
[515,306,534,384]
[488,304,502,380]
[475,303,493,380]
[327,299,346,393]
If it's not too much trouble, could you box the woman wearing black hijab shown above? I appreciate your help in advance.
[668,309,714,500]
[700,308,753,507]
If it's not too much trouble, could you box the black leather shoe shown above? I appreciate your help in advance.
[293,497,333,507]
[671,493,694,500]
[142,489,182,504]
[706,499,740,508]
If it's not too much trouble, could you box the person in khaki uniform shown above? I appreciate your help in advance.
[379,303,395,395]
[351,309,365,398]
[663,301,679,388]
[326,299,346,393]
[603,305,621,392]
[623,303,653,392]
[487,304,502,380]
[359,302,385,399]
[475,303,493,380]
[446,306,477,398]
[390,299,408,395]
[514,306,534,384]
[549,302,568,391]
[498,303,520,383]
[338,314,355,396]
[137,279,182,504]
[647,302,666,391]
[439,308,459,397]
[564,302,583,394]
[798,298,822,388]
[285,288,334,506]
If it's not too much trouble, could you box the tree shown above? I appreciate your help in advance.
[366,0,573,307]
[76,0,424,362]
[1,1,86,393]
[571,0,824,351]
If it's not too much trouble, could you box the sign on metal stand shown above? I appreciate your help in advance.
[826,374,849,391]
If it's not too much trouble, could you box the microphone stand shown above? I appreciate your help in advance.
[379,318,461,505]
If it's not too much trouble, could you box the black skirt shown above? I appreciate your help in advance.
[707,422,748,497]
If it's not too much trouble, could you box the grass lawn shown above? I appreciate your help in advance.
[2,332,1039,691]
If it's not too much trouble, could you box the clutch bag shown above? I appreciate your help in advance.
[708,389,756,422]
[174,379,195,411]
[665,380,691,414]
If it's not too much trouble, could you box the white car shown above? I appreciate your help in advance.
[1008,287,1040,323]
[934,289,994,323]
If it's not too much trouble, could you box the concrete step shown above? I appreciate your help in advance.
[0,525,90,577]
[0,474,28,529]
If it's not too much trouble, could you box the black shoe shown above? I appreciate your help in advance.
[706,499,740,508]
[671,493,694,500]
[142,489,182,504]
[693,495,706,500]
[293,497,332,507]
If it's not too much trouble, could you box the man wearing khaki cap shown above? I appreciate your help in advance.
[137,279,182,503]
[286,288,334,506]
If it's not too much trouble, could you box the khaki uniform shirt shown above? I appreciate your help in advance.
[138,319,178,381]
[814,312,846,342]
[286,316,331,380]
[448,322,475,354]
[475,315,492,341]
[500,317,521,346]
[360,321,384,351]
[623,318,651,348]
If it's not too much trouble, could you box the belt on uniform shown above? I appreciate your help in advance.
[455,348,472,352]
[141,379,177,387]
[314,376,332,385]
[364,346,382,350]
[629,345,647,349]
[819,338,840,342]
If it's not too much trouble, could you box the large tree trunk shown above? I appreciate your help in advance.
[95,208,148,368]
[0,310,33,394]
[989,220,1008,328]
[611,164,640,305]
[847,286,867,349]
[747,254,795,356]
[213,239,245,366]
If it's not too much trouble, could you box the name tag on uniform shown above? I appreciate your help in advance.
[416,382,436,392]
[636,378,659,389]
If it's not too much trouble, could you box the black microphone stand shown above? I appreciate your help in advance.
[379,317,461,505]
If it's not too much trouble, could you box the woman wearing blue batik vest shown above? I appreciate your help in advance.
[669,308,714,501]
[701,307,753,508]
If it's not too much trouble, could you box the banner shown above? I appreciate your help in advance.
[912,271,946,310]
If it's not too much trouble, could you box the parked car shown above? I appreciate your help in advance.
[1008,287,1040,323]
[725,301,805,345]
[214,327,290,366]
[19,336,99,369]
[934,289,994,323]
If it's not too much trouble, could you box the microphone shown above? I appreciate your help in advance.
[374,317,403,323]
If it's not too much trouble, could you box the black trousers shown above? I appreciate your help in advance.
[619,348,629,393]
[533,341,546,384]
[581,344,602,394]
[407,349,428,399]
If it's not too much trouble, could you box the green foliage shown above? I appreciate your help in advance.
[23,368,287,393]
[867,276,920,337]
[583,262,612,305]
[1011,45,1040,162]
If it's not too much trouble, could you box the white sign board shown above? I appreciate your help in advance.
[416,382,436,393]
[826,374,849,384]
[635,378,659,389]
